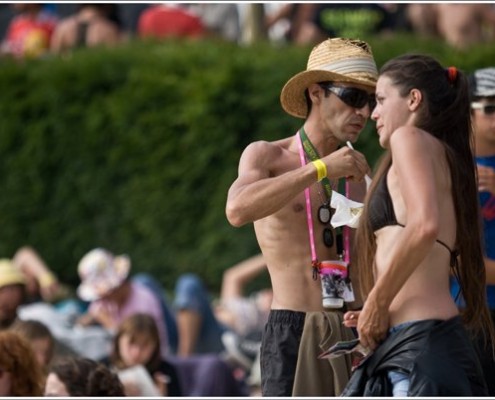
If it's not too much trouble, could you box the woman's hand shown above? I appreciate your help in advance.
[356,295,389,351]
[153,372,170,396]
[123,381,141,396]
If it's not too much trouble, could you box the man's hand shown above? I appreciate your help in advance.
[38,272,60,302]
[342,310,360,328]
[322,147,370,183]
[477,164,495,195]
[76,304,117,331]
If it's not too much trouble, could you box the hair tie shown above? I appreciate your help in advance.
[447,66,458,83]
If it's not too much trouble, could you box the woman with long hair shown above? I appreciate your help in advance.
[342,54,495,396]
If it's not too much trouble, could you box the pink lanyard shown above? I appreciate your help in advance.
[297,132,351,273]
[343,180,351,264]
[297,132,320,276]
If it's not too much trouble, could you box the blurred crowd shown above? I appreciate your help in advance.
[0,246,271,396]
[1,3,495,60]
[2,2,495,397]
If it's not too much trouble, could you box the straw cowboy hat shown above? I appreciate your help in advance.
[0,259,25,288]
[77,248,131,302]
[280,38,378,119]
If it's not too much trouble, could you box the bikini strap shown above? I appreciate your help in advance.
[397,223,459,267]
[435,239,459,268]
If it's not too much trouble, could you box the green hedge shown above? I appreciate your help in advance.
[1,35,494,294]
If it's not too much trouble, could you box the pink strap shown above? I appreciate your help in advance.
[344,180,351,264]
[296,132,318,265]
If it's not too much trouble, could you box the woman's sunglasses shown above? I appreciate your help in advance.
[471,102,495,115]
[319,83,376,110]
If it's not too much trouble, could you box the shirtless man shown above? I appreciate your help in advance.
[50,4,121,54]
[435,4,495,50]
[226,38,377,396]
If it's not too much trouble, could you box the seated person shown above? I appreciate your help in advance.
[104,312,246,397]
[44,356,125,396]
[214,253,271,337]
[0,331,45,396]
[134,272,228,356]
[75,248,169,357]
[148,254,271,358]
[76,247,228,357]
[0,259,26,330]
[171,273,226,356]
[104,313,182,396]
[1,3,57,59]
[12,246,66,304]
[212,253,272,391]
[10,319,54,373]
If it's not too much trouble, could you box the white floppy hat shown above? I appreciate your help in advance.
[77,248,130,302]
[280,37,378,119]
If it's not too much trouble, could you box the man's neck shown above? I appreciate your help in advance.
[302,122,340,157]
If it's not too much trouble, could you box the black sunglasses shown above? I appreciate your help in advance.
[471,102,495,115]
[319,83,376,110]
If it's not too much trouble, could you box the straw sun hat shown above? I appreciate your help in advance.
[77,248,131,302]
[0,259,25,288]
[280,38,378,119]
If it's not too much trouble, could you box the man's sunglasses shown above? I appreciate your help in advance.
[319,83,376,110]
[471,102,495,115]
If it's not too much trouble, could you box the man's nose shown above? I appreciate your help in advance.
[356,104,372,118]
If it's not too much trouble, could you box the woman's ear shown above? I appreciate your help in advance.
[408,88,422,111]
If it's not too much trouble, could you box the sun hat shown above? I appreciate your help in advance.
[0,259,25,288]
[77,248,131,302]
[469,67,495,98]
[280,37,378,119]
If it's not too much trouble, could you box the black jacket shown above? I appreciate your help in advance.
[342,317,487,396]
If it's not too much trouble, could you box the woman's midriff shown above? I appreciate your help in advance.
[374,230,459,326]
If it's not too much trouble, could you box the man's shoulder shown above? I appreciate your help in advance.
[244,137,293,156]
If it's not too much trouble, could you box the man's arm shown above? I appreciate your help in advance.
[12,246,60,301]
[226,140,320,227]
[226,140,369,227]
[220,253,267,300]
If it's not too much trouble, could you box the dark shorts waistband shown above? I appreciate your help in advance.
[268,309,306,325]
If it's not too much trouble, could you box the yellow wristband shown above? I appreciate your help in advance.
[312,159,327,182]
[39,272,57,288]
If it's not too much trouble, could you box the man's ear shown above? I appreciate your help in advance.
[408,88,422,111]
[308,83,323,105]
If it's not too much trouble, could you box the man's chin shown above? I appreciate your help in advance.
[344,132,360,143]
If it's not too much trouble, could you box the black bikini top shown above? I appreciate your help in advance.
[369,170,397,233]
[368,169,459,267]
